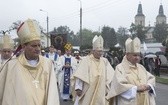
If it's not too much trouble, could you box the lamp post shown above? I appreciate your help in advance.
[40,9,49,47]
[78,0,82,46]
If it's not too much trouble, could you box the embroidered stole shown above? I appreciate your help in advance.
[46,53,57,61]
[63,57,71,94]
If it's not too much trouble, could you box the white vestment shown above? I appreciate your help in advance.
[106,56,156,105]
[57,54,77,100]
[72,54,114,105]
[0,53,60,105]
[45,52,60,80]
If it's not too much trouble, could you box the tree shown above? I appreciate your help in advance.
[117,27,129,36]
[78,29,101,50]
[10,20,22,31]
[129,23,146,42]
[50,26,76,44]
[101,26,117,48]
[137,25,146,42]
[92,31,101,36]
[129,23,137,36]
[0,20,22,35]
[153,23,168,43]
[116,27,129,48]
[110,28,117,46]
[81,28,94,46]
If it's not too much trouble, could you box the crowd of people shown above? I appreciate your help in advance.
[141,55,162,77]
[0,19,156,105]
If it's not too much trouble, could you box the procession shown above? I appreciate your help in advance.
[0,18,160,105]
[1,0,168,105]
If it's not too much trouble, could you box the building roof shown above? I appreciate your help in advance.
[141,43,165,54]
[135,3,145,17]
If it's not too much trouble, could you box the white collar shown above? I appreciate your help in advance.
[27,59,38,67]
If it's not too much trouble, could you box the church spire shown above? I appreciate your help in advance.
[136,2,144,16]
[135,2,145,26]
[156,3,166,24]
[158,4,164,16]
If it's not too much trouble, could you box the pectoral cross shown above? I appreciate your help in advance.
[32,80,39,88]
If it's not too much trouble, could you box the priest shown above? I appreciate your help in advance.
[57,43,77,101]
[0,34,14,70]
[106,37,156,105]
[0,19,60,105]
[72,35,114,105]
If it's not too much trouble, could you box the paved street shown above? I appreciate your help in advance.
[60,99,73,105]
[155,83,168,105]
[60,83,168,105]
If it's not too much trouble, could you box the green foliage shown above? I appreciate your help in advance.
[136,25,146,42]
[101,26,117,48]
[129,23,146,42]
[116,34,129,48]
[51,27,101,48]
[51,26,79,45]
[81,28,94,46]
[56,26,71,34]
[156,76,168,84]
[116,27,129,48]
[153,23,168,43]
[81,29,101,47]
[117,27,129,36]
[80,44,92,50]
[129,23,136,35]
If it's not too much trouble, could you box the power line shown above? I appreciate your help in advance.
[83,0,120,11]
[48,0,129,32]
[50,0,128,21]
[83,0,127,13]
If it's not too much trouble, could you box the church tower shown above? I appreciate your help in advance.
[135,2,145,26]
[156,4,166,24]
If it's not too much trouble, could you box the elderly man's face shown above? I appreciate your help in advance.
[126,53,140,65]
[93,50,103,59]
[22,40,41,60]
[1,48,13,60]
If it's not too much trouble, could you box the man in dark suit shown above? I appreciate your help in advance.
[155,55,161,76]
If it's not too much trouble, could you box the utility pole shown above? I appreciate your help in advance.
[47,15,49,47]
[40,9,49,47]
[78,0,82,46]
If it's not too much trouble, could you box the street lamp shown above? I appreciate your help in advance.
[78,0,82,46]
[40,9,49,47]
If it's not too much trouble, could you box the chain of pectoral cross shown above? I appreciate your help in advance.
[92,59,100,70]
[28,70,39,88]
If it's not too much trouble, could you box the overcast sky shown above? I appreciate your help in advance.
[0,0,168,38]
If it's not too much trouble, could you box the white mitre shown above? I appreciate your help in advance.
[0,34,14,50]
[17,19,41,44]
[92,35,104,50]
[125,37,141,53]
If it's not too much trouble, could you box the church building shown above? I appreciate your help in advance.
[134,2,167,42]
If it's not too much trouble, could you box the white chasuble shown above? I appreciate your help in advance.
[0,53,60,105]
[106,56,156,105]
[72,54,114,105]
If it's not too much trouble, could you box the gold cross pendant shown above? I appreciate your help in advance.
[32,80,39,88]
